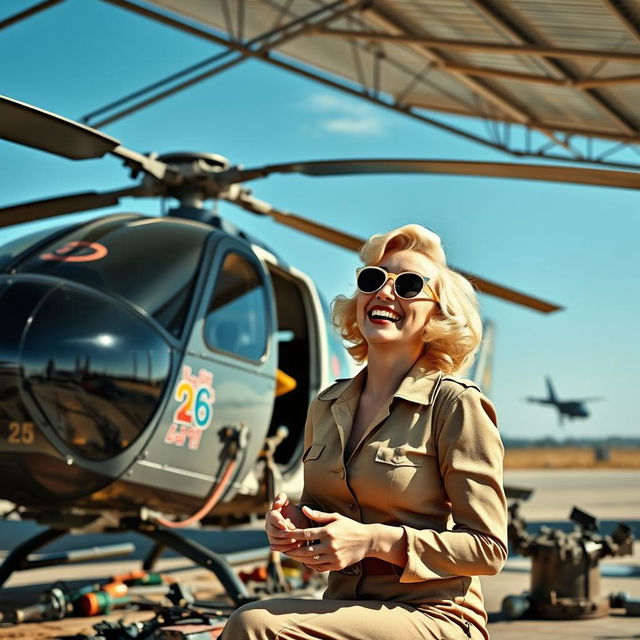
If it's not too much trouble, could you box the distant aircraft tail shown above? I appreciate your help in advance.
[470,319,495,395]
[546,376,558,403]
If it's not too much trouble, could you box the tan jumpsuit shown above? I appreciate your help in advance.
[222,357,508,639]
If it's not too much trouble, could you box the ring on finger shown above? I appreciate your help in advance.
[313,554,320,561]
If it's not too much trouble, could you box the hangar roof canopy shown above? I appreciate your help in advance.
[121,0,640,167]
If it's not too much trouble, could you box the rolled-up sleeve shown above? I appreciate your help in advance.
[399,388,508,583]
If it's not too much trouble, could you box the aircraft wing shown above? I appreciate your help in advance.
[126,0,640,165]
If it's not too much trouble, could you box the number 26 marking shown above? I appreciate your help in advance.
[174,382,213,430]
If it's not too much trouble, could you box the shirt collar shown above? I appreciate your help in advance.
[318,367,366,402]
[319,355,443,405]
[394,356,443,405]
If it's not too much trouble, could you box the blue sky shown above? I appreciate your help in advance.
[1,0,639,439]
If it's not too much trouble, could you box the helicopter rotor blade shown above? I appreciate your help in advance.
[232,192,363,251]
[220,159,640,191]
[230,192,562,313]
[0,95,175,182]
[462,274,561,313]
[0,94,120,160]
[0,184,152,228]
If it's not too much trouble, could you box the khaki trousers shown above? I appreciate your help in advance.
[220,598,481,640]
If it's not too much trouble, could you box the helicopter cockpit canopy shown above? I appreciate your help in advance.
[10,214,210,338]
[0,214,224,502]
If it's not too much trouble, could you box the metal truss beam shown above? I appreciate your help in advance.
[91,0,364,127]
[312,29,640,63]
[269,58,640,160]
[92,0,640,168]
[361,3,573,153]
[402,100,640,145]
[315,31,640,89]
[577,73,640,88]
[462,0,584,130]
[388,60,640,89]
[0,0,65,31]
[91,0,512,155]
[600,0,640,42]
[361,6,528,123]
[464,0,638,138]
[101,0,237,45]
[254,55,512,154]
[261,0,481,115]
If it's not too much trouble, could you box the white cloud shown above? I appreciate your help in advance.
[305,93,385,136]
[323,117,382,134]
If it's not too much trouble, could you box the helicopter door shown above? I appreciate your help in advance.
[141,234,276,498]
[266,266,315,472]
[191,237,277,493]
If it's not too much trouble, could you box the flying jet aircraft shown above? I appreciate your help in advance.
[526,377,603,425]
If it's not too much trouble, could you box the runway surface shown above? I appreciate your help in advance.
[0,469,638,639]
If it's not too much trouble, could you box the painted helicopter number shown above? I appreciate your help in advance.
[164,366,216,451]
[5,421,35,445]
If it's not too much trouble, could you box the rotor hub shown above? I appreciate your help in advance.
[157,151,231,172]
[152,152,236,213]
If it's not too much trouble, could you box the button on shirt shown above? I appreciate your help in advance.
[299,356,508,638]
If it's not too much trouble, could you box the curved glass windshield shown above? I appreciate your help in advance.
[13,216,211,337]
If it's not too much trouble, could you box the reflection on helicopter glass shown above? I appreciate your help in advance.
[21,286,172,462]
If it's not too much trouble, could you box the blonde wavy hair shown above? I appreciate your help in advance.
[331,224,482,375]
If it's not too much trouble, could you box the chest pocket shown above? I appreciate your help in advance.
[374,445,424,467]
[302,443,325,461]
[373,444,434,510]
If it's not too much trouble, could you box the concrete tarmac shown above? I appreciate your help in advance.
[0,469,638,639]
[503,468,640,520]
[480,469,640,639]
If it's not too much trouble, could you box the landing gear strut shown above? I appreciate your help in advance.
[0,521,255,607]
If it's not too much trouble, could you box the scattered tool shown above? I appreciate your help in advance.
[56,602,229,640]
[75,591,131,617]
[0,571,173,623]
[2,584,69,623]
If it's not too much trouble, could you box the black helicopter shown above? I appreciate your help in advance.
[0,94,588,601]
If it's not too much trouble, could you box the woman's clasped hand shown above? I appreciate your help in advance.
[265,492,372,572]
[264,491,309,549]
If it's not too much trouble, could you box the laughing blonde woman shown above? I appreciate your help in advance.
[222,224,507,640]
